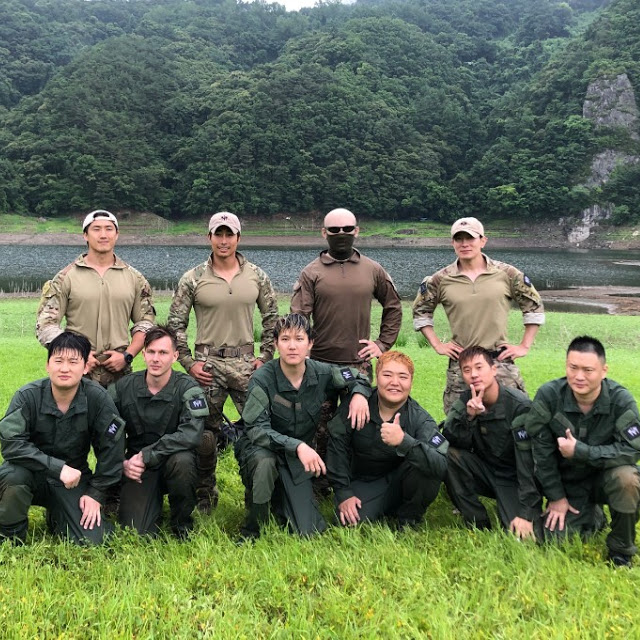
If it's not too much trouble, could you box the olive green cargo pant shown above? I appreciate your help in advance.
[0,462,111,545]
[119,450,197,538]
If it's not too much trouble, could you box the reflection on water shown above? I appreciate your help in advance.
[1,244,639,300]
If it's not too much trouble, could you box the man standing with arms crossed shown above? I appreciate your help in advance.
[291,207,402,487]
[36,209,156,388]
[168,212,278,513]
[413,217,545,414]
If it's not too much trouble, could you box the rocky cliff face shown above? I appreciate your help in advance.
[565,73,639,245]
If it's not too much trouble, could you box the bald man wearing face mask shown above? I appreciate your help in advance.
[291,209,402,491]
[291,208,402,374]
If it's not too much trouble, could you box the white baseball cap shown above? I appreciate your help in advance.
[82,210,119,232]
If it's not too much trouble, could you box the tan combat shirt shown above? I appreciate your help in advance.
[291,249,402,364]
[412,255,545,351]
[36,254,155,353]
[167,252,278,371]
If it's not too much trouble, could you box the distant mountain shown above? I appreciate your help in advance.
[2,0,636,226]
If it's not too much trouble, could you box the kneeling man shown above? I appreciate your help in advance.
[442,347,541,539]
[109,326,209,538]
[525,336,640,567]
[0,332,124,544]
[327,351,448,528]
[235,313,371,539]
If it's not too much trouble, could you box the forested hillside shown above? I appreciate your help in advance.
[0,0,638,223]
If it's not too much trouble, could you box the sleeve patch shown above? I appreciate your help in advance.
[514,428,530,442]
[420,281,427,295]
[189,396,207,411]
[429,433,446,448]
[623,424,640,441]
[340,367,355,382]
[106,417,125,440]
[523,274,532,287]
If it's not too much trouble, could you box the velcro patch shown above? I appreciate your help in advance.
[514,428,530,442]
[420,281,427,295]
[340,368,354,381]
[106,421,121,438]
[523,274,532,287]
[189,397,207,411]
[429,433,445,448]
[623,424,640,441]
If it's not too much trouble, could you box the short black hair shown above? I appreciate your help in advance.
[458,346,494,368]
[144,325,178,351]
[47,331,91,363]
[567,335,606,363]
[274,313,313,341]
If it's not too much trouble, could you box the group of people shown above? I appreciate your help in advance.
[0,208,638,568]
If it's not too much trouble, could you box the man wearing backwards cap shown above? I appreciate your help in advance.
[36,209,156,389]
[412,217,545,414]
[167,212,278,513]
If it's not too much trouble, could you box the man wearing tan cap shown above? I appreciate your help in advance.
[36,209,156,388]
[412,217,545,413]
[167,212,278,512]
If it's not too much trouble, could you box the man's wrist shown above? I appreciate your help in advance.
[123,351,134,365]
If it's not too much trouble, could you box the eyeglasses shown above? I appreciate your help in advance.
[325,225,356,234]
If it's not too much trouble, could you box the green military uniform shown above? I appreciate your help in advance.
[109,371,209,537]
[0,378,124,544]
[327,390,448,526]
[35,254,156,388]
[443,385,542,533]
[525,377,640,557]
[235,358,371,537]
[412,255,545,413]
[167,251,278,510]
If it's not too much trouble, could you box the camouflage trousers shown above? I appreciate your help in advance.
[195,352,256,512]
[443,358,526,415]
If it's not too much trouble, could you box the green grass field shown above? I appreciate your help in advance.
[0,297,639,638]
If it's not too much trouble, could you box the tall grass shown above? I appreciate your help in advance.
[1,297,639,638]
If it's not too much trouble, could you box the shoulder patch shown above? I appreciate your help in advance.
[523,274,532,287]
[623,424,640,441]
[105,416,125,441]
[420,281,427,295]
[429,432,446,448]
[340,367,355,382]
[183,385,209,417]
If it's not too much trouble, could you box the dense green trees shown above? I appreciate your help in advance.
[0,0,636,222]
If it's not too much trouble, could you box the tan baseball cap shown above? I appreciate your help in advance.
[209,211,241,235]
[451,217,484,238]
[82,210,118,231]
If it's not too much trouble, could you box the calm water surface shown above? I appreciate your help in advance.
[1,244,639,299]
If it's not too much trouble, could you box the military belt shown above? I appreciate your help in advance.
[196,344,254,358]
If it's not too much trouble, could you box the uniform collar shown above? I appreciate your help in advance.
[207,251,246,272]
[446,253,495,276]
[137,370,177,398]
[561,377,611,415]
[319,248,361,265]
[42,378,87,417]
[75,253,127,269]
[274,359,319,391]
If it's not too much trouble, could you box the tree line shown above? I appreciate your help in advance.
[0,0,638,223]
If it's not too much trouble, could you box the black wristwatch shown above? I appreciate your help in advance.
[123,351,134,365]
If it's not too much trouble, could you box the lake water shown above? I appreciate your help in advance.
[1,244,639,301]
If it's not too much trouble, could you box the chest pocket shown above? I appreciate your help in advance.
[271,394,297,436]
[550,412,576,438]
[54,415,89,452]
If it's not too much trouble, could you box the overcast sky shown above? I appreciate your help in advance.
[270,0,355,12]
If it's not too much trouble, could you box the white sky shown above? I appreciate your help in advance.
[270,0,355,12]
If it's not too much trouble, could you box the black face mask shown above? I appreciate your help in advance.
[326,233,355,260]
